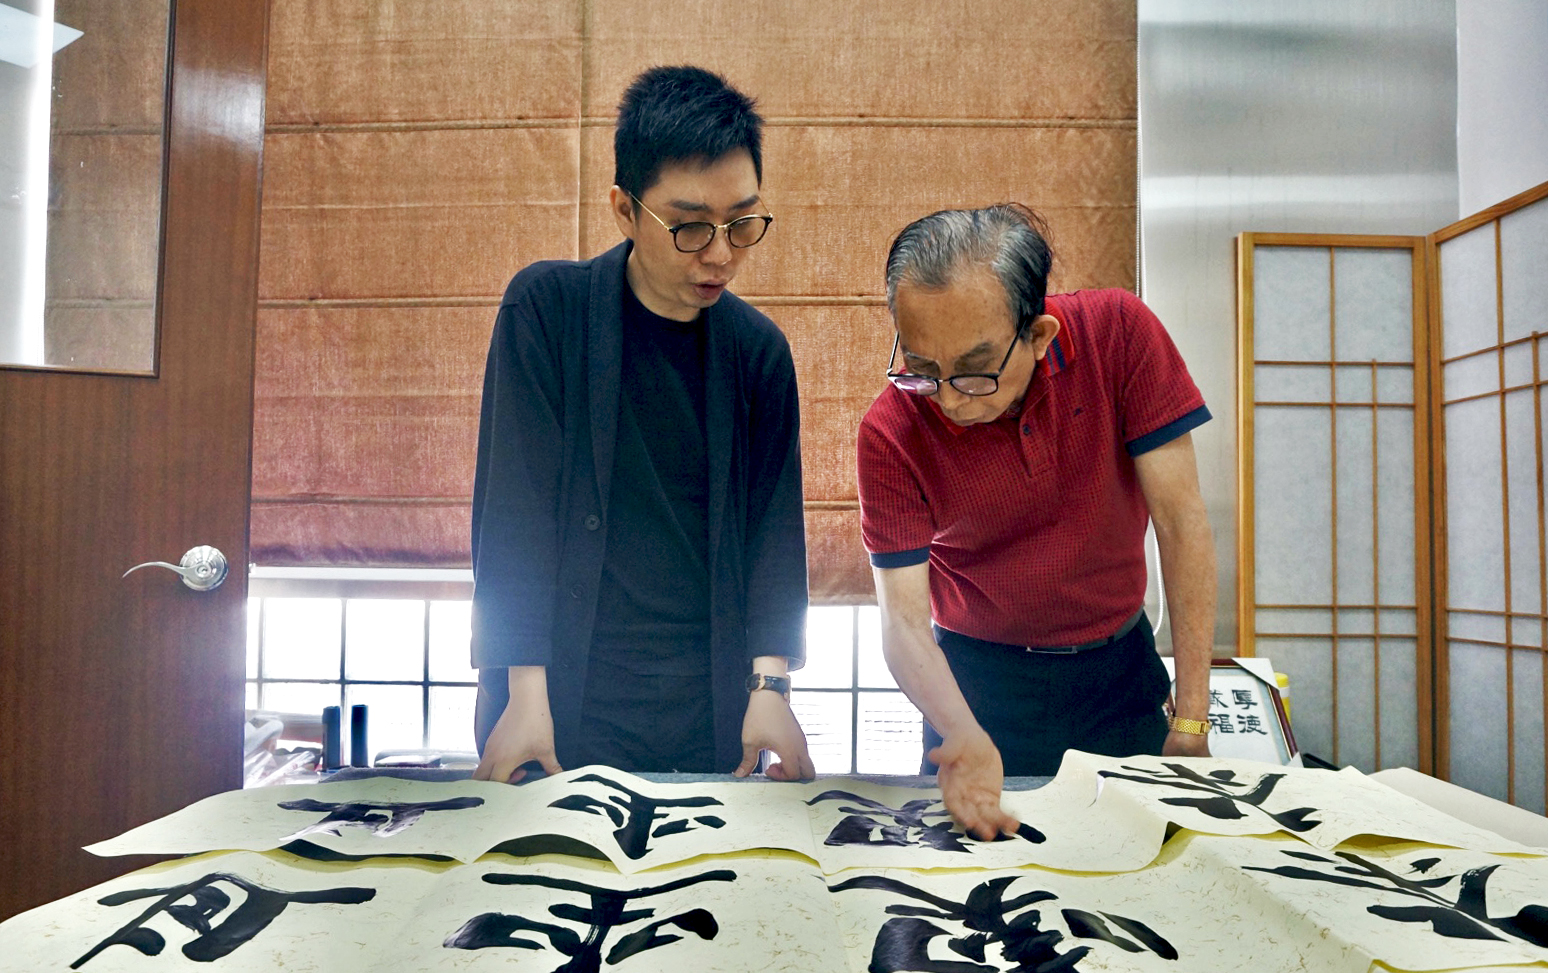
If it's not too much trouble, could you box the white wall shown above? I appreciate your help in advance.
[1456,0,1548,215]
[1138,0,1460,652]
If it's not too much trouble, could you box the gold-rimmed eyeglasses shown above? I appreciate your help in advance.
[629,192,775,253]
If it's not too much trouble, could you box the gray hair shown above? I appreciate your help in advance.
[884,204,1054,339]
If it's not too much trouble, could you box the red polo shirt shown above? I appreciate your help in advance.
[857,288,1209,647]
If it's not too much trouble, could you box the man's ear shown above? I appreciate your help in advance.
[1026,314,1061,360]
[608,186,637,240]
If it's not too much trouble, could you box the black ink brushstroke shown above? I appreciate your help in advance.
[72,873,375,968]
[1098,763,1322,833]
[547,774,724,860]
[1060,910,1142,952]
[606,907,718,964]
[833,874,1171,971]
[808,790,1046,851]
[445,868,734,972]
[277,796,484,841]
[1096,912,1179,960]
[1246,850,1548,949]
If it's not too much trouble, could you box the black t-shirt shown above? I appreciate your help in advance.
[577,282,715,770]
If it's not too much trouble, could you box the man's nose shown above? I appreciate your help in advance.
[936,383,967,406]
[935,384,975,416]
[699,230,735,265]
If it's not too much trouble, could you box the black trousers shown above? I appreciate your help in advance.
[923,612,1170,777]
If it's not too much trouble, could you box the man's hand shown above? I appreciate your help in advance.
[929,726,1021,841]
[1162,728,1211,758]
[472,666,563,784]
[734,689,815,781]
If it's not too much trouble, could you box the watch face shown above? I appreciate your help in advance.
[746,673,789,695]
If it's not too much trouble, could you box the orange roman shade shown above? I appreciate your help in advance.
[250,0,1140,604]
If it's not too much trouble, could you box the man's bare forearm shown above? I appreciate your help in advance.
[873,564,980,737]
[1154,504,1216,722]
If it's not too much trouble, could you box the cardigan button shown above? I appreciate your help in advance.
[584,514,601,531]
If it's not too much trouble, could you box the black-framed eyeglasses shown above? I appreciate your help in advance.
[629,192,775,253]
[886,332,1019,396]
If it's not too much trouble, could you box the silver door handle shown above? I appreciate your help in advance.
[123,545,230,591]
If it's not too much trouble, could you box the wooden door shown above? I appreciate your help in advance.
[0,0,267,919]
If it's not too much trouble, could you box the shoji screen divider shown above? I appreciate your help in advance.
[1236,234,1433,775]
[1431,182,1548,811]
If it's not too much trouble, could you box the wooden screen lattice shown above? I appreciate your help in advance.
[1236,234,1434,776]
[1432,182,1548,812]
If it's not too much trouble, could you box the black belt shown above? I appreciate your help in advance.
[937,609,1146,657]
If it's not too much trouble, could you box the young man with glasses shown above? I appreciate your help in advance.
[858,204,1216,839]
[470,66,814,784]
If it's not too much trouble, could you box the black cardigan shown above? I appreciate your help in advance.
[470,241,809,770]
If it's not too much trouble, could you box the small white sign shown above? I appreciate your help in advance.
[1162,656,1299,765]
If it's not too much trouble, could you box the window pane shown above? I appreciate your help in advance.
[790,690,852,774]
[245,681,258,712]
[246,597,261,679]
[428,601,476,683]
[345,684,425,758]
[261,681,341,719]
[428,686,478,753]
[262,598,342,680]
[857,692,924,774]
[344,599,425,681]
[796,606,853,688]
[857,606,898,688]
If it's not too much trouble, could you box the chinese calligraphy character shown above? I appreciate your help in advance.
[72,872,375,968]
[1208,689,1227,709]
[1207,713,1235,734]
[830,874,1177,972]
[444,869,735,973]
[277,795,485,841]
[1246,848,1548,949]
[547,774,725,860]
[1234,714,1268,735]
[807,790,1045,851]
[1098,763,1321,833]
[1231,689,1258,709]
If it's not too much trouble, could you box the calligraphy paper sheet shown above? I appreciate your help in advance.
[391,854,849,972]
[0,850,846,972]
[1068,751,1548,854]
[17,837,1548,971]
[830,833,1548,973]
[84,776,529,863]
[0,851,446,972]
[85,757,1548,877]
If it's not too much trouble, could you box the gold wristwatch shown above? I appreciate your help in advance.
[1166,715,1211,735]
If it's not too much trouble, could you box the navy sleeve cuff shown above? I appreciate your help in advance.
[869,547,931,569]
[1126,404,1212,457]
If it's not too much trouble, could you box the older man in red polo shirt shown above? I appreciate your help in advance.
[857,204,1217,839]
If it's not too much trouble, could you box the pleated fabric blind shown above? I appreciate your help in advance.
[250,0,1140,603]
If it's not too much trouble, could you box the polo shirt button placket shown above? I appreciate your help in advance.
[1019,420,1043,476]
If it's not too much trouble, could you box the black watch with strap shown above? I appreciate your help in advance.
[744,672,791,698]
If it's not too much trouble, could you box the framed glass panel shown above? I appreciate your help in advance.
[0,0,170,372]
